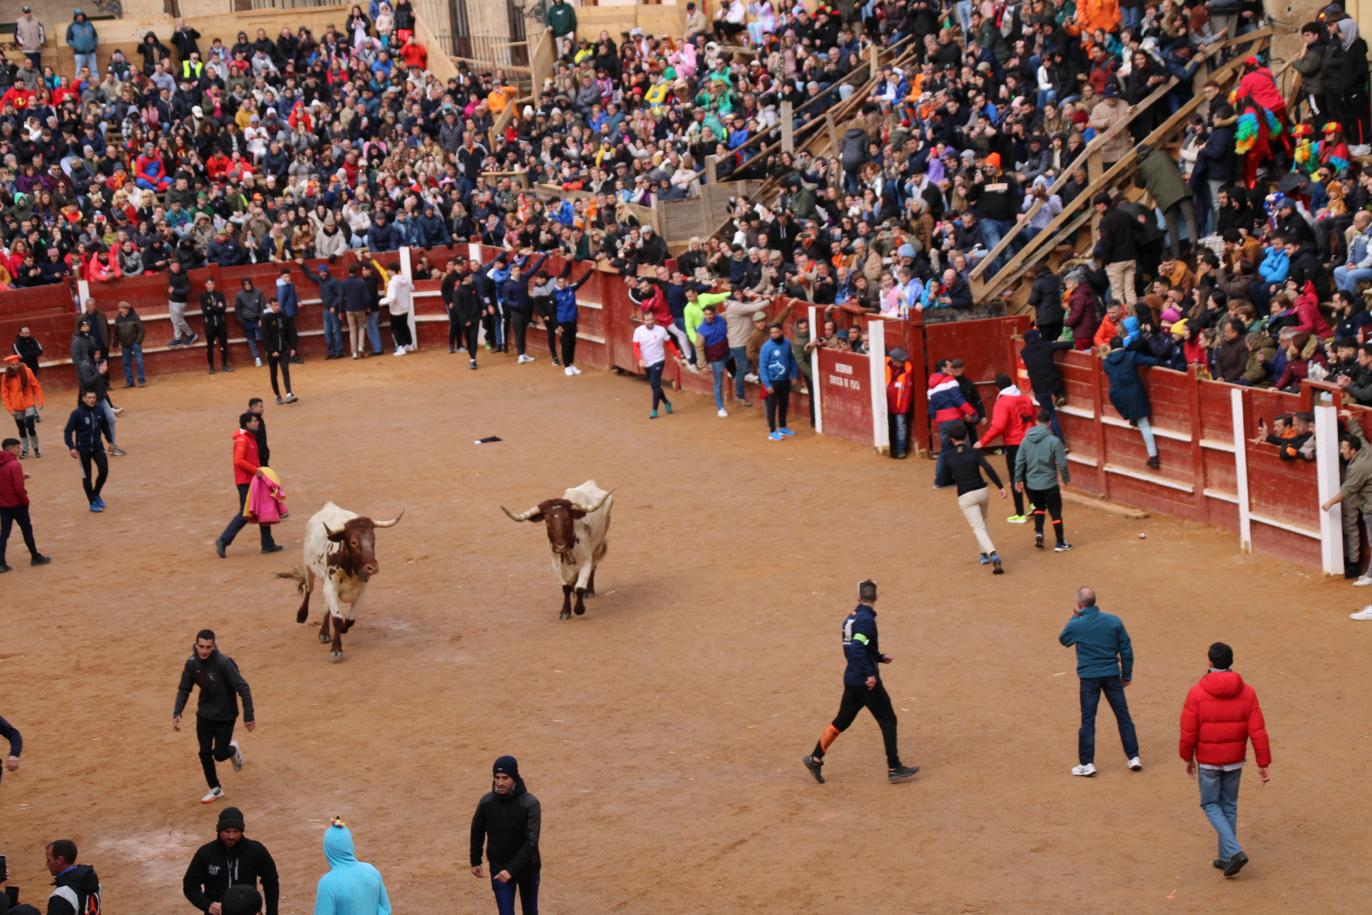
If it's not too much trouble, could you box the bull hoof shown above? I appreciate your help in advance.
[318,633,331,643]
[296,609,308,624]
[558,611,570,620]
[574,605,586,616]
[329,651,343,662]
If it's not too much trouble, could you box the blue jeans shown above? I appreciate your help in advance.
[121,343,145,385]
[729,345,751,400]
[645,360,669,411]
[73,52,98,77]
[491,870,539,915]
[981,218,1015,272]
[323,309,344,356]
[955,0,973,35]
[1078,676,1139,765]
[1121,5,1142,28]
[366,311,383,354]
[219,482,276,550]
[709,359,728,410]
[674,318,695,363]
[1136,416,1158,458]
[1334,265,1372,295]
[1198,766,1244,861]
[240,319,260,360]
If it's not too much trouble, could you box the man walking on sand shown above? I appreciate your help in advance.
[1179,641,1272,878]
[1059,587,1140,777]
[173,628,256,804]
[215,411,281,558]
[802,580,921,785]
[1014,406,1072,552]
[471,755,542,915]
[0,436,51,572]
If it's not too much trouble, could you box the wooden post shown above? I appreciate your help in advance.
[781,100,794,153]
[869,43,880,80]
[704,154,718,186]
[825,111,839,155]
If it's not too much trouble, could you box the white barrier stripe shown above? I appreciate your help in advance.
[1103,463,1195,494]
[1200,437,1236,453]
[1066,453,1098,468]
[1099,413,1190,442]
[1248,512,1320,540]
[1203,488,1240,505]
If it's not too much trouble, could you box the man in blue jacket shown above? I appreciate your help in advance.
[758,323,800,442]
[802,580,920,785]
[1058,586,1141,777]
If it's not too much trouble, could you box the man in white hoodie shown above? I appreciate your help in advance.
[379,267,415,356]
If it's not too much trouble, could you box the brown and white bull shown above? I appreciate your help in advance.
[502,480,613,619]
[288,501,403,661]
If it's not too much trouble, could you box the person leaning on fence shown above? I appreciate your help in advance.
[885,347,916,459]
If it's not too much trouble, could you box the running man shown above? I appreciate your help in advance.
[63,389,112,513]
[633,310,686,419]
[173,629,256,804]
[802,580,920,785]
[937,425,1007,573]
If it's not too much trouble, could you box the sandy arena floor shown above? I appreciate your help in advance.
[1,349,1368,913]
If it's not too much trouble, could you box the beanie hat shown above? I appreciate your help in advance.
[493,755,520,780]
[1161,307,1183,324]
[218,806,245,832]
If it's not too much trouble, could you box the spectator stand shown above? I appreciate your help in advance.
[970,26,1285,306]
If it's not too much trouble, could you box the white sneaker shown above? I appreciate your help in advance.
[393,347,406,357]
[1354,575,1372,587]
[1350,605,1372,620]
[744,372,759,383]
[717,408,728,418]
[518,354,535,364]
[1127,756,1142,771]
[230,739,244,771]
[1071,763,1097,777]
[254,357,262,368]
[201,786,224,804]
[564,366,575,376]
[571,365,582,375]
[685,362,700,374]
[1351,144,1371,157]
[406,344,417,352]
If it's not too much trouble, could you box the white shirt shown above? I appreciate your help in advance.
[380,274,414,317]
[633,324,671,366]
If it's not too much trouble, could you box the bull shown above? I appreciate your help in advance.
[283,501,403,661]
[502,480,613,620]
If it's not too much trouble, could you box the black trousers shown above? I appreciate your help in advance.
[1004,445,1024,515]
[1028,485,1066,544]
[267,353,292,397]
[510,310,532,355]
[765,379,791,431]
[389,314,412,348]
[206,323,230,369]
[558,320,578,366]
[0,505,40,564]
[196,715,237,789]
[832,682,901,769]
[545,317,560,362]
[448,316,462,349]
[78,448,108,502]
[461,323,480,358]
[1037,322,1063,345]
[12,411,37,440]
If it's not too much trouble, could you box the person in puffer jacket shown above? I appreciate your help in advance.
[1178,641,1272,878]
[975,373,1036,521]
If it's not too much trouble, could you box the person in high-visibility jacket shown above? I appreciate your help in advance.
[886,347,915,459]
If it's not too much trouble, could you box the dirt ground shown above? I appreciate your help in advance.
[2,349,1370,914]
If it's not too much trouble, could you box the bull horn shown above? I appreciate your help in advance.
[502,505,540,522]
[372,508,405,529]
[575,489,613,514]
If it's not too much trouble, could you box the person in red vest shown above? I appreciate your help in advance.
[1178,641,1272,878]
[885,347,915,459]
[975,373,1037,522]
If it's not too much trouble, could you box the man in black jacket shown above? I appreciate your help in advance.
[259,298,296,405]
[63,389,113,512]
[173,629,256,805]
[1027,265,1065,344]
[1094,193,1140,306]
[40,840,101,915]
[183,807,280,915]
[471,756,541,915]
[1019,328,1073,438]
[202,279,234,373]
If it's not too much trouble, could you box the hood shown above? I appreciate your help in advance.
[1103,348,1129,367]
[843,127,868,141]
[0,450,16,471]
[1022,423,1053,444]
[57,864,100,893]
[323,822,359,868]
[1199,669,1246,699]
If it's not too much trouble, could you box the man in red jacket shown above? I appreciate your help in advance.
[974,374,1036,522]
[0,437,52,573]
[214,413,282,559]
[1178,642,1272,878]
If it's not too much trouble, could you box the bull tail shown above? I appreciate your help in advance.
[275,564,308,594]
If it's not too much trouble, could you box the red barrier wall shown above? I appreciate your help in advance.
[816,348,874,446]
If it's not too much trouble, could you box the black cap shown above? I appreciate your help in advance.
[217,806,245,832]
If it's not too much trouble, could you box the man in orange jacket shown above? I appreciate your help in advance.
[886,347,915,459]
[1178,641,1272,878]
[214,412,282,558]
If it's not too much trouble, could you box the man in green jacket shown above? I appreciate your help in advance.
[1134,144,1196,258]
[1014,406,1071,551]
[545,0,577,58]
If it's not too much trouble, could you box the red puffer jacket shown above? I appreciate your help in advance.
[0,449,27,508]
[1178,670,1272,767]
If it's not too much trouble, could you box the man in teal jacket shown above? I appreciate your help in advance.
[758,323,799,442]
[1058,587,1140,777]
[545,0,577,58]
[1014,406,1071,551]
